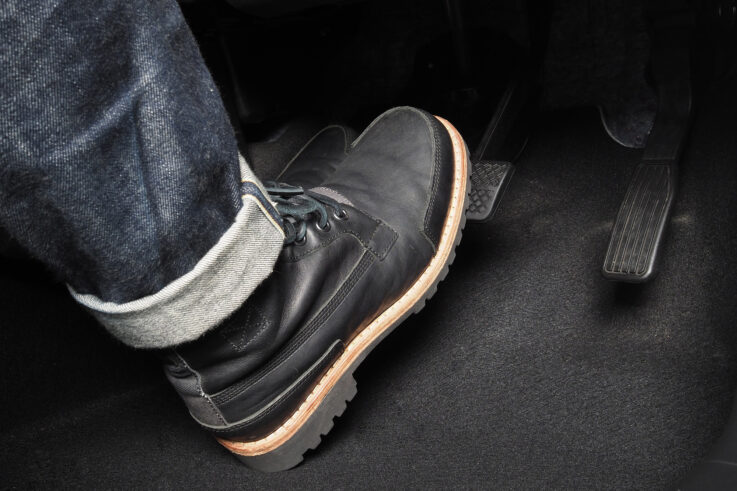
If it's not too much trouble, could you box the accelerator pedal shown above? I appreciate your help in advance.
[602,162,676,282]
[601,2,693,282]
[467,160,515,223]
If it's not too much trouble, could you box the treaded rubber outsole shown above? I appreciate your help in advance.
[218,117,471,472]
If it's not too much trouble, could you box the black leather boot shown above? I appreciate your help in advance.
[164,107,470,471]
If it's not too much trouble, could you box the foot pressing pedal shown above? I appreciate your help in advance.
[602,162,675,282]
[468,160,514,222]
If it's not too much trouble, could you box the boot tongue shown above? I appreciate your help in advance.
[308,186,354,208]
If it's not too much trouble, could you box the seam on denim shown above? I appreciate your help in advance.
[238,153,252,172]
[241,193,284,240]
[241,181,283,229]
[239,155,279,209]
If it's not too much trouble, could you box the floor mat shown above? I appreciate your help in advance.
[3,81,737,489]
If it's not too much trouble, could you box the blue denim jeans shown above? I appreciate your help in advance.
[0,0,284,348]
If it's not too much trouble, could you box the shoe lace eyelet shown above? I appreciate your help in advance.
[295,235,307,245]
[316,220,331,232]
[333,209,348,220]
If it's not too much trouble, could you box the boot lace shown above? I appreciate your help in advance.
[264,181,347,245]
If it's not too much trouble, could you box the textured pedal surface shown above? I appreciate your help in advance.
[467,160,514,222]
[603,162,675,282]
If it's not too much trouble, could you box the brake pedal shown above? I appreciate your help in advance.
[467,160,514,223]
[467,59,535,224]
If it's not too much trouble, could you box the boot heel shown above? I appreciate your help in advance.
[225,372,358,472]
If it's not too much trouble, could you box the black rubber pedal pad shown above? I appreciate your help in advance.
[467,160,515,223]
[602,162,676,282]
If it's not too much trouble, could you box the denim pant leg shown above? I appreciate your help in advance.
[0,0,284,348]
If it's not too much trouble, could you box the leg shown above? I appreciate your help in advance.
[1,0,472,471]
[0,0,284,347]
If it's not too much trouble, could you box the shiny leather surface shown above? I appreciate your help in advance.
[324,107,452,250]
[164,107,458,439]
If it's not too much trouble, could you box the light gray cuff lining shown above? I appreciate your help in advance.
[69,193,284,349]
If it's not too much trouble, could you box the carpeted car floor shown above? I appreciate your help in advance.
[2,76,737,489]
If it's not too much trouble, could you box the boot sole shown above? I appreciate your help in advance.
[217,116,471,472]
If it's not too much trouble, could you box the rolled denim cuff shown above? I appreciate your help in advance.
[69,165,284,349]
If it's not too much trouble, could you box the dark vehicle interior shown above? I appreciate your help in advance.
[3,0,737,488]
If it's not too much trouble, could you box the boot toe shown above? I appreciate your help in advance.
[323,106,458,251]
